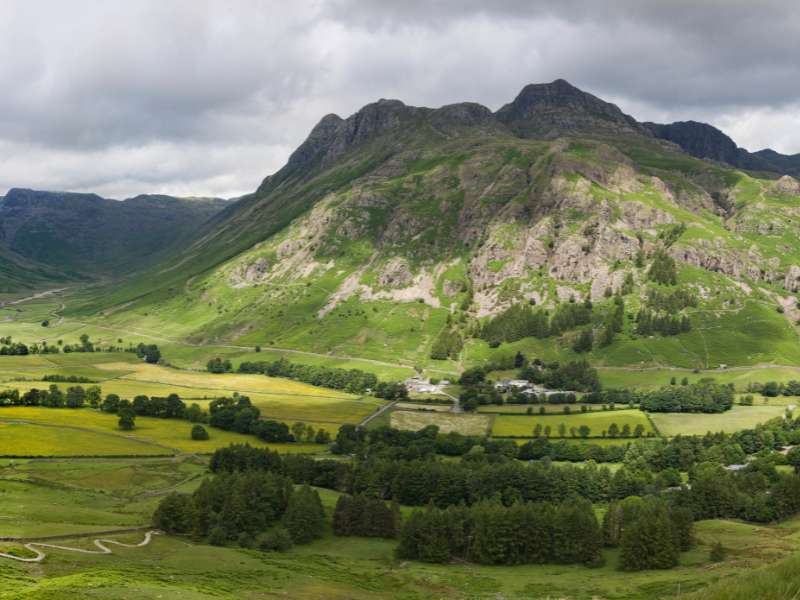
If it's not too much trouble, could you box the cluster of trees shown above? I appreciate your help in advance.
[480,299,593,346]
[333,494,399,538]
[134,343,161,364]
[635,309,691,336]
[397,498,604,566]
[42,374,96,383]
[206,357,233,373]
[599,296,625,348]
[430,327,463,360]
[0,385,102,408]
[152,472,325,549]
[648,249,678,285]
[519,359,601,392]
[645,287,697,312]
[526,421,647,440]
[0,339,32,355]
[237,357,379,395]
[208,394,330,444]
[604,497,693,570]
[680,460,800,523]
[747,380,800,397]
[100,392,202,421]
[640,380,734,413]
[0,336,150,356]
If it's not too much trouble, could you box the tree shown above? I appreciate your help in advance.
[579,425,591,438]
[191,425,209,440]
[152,493,194,533]
[65,386,86,408]
[102,393,121,413]
[786,446,800,474]
[207,357,232,373]
[608,423,620,438]
[599,323,615,347]
[86,385,102,407]
[619,503,679,571]
[648,250,677,285]
[291,422,306,442]
[118,408,136,431]
[257,527,293,551]
[314,429,331,444]
[283,485,325,544]
[573,329,594,353]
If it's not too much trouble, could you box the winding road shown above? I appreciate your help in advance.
[0,529,161,563]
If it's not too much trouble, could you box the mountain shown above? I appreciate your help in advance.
[51,80,800,370]
[644,120,800,176]
[496,78,649,139]
[0,189,228,284]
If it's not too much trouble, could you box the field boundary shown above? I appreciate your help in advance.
[644,412,663,437]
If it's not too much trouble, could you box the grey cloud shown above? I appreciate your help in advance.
[0,0,798,199]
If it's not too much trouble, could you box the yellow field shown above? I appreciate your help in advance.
[491,409,654,438]
[0,357,385,426]
[0,421,159,456]
[390,410,491,436]
[0,407,323,455]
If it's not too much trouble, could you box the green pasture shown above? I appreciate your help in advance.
[491,409,654,438]
[650,404,789,437]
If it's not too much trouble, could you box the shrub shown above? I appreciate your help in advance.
[257,527,293,552]
[191,425,209,440]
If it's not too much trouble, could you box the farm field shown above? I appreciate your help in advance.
[598,365,800,391]
[0,421,163,457]
[0,407,323,456]
[491,409,654,438]
[389,410,491,436]
[0,355,385,429]
[651,404,790,437]
[477,403,632,414]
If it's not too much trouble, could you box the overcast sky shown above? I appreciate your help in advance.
[0,0,798,199]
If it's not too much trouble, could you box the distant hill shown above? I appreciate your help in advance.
[0,189,228,285]
[644,120,800,176]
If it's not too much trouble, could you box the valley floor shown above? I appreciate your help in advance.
[3,290,800,598]
[2,454,800,600]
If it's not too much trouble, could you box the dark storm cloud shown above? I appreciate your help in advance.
[0,1,798,199]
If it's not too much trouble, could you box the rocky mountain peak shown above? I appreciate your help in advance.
[495,78,647,139]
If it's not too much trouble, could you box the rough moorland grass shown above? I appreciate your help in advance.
[0,407,323,455]
[389,410,491,436]
[491,409,653,438]
[650,404,789,436]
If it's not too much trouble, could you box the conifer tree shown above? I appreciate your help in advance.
[283,485,325,544]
